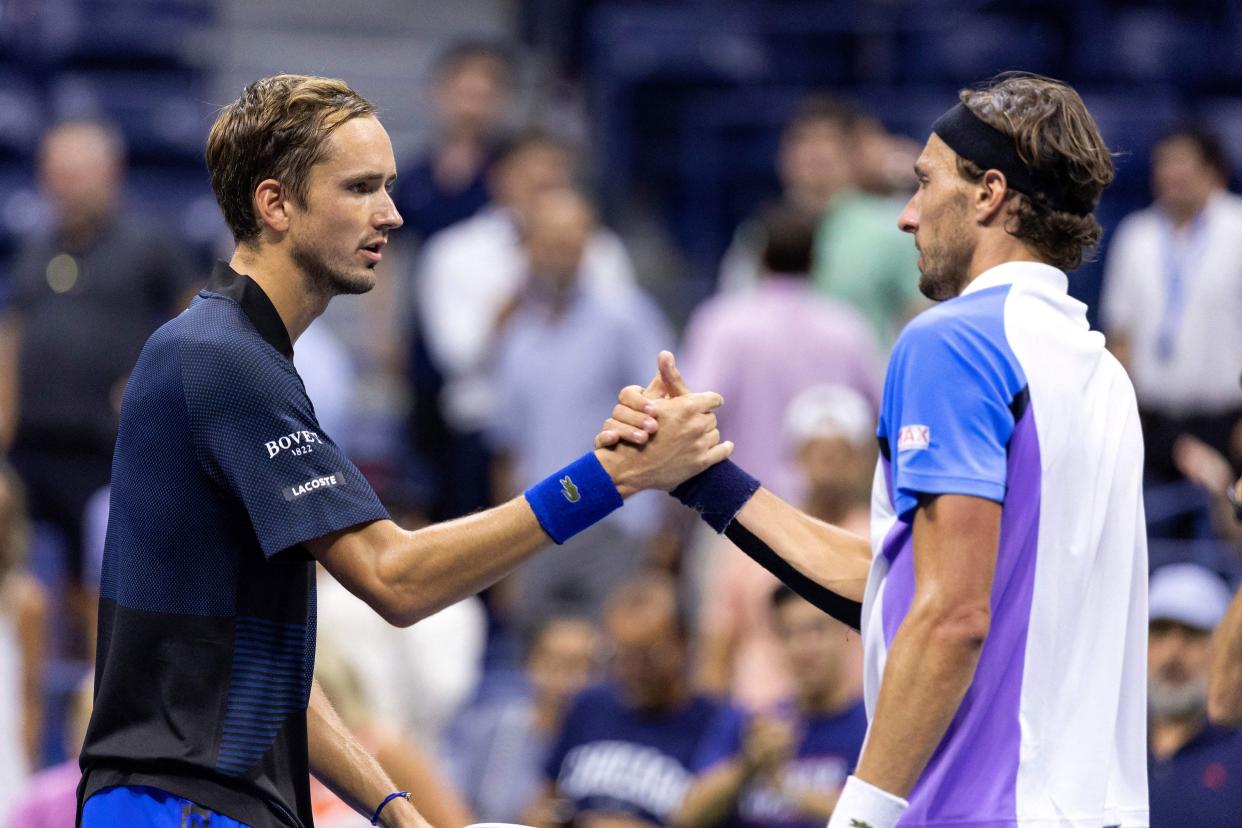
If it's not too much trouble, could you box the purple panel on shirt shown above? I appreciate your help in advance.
[899,405,1042,826]
[879,455,917,644]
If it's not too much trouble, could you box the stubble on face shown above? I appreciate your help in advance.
[916,189,974,302]
[290,231,375,300]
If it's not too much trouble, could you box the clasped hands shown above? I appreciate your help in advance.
[591,350,732,494]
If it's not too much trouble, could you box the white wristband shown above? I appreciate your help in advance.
[826,775,909,828]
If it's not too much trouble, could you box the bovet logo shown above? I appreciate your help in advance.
[265,430,323,459]
[897,424,931,452]
[283,473,342,501]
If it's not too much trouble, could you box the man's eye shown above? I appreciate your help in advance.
[350,182,373,193]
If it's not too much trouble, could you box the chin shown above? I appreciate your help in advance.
[331,269,376,296]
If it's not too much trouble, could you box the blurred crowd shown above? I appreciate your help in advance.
[0,37,1241,828]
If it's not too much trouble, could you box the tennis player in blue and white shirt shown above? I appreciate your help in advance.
[601,73,1148,827]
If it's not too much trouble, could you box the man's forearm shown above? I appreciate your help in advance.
[307,680,429,828]
[733,488,872,603]
[853,606,986,796]
[1210,586,1242,725]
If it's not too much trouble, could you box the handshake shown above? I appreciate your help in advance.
[589,350,734,497]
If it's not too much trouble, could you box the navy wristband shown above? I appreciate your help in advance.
[525,452,624,544]
[670,459,760,533]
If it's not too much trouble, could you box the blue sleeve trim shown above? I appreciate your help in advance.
[892,473,1008,519]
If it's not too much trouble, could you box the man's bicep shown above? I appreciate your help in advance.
[911,494,1002,612]
[186,346,389,557]
[306,519,405,622]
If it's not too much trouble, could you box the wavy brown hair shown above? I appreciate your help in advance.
[207,74,375,244]
[955,72,1116,271]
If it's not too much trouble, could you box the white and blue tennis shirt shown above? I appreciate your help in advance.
[865,261,1149,827]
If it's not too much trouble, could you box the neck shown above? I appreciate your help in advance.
[228,246,328,343]
[961,233,1047,292]
[799,678,854,717]
[532,696,561,736]
[1150,711,1206,760]
[640,679,688,715]
[57,211,112,253]
[1167,194,1213,229]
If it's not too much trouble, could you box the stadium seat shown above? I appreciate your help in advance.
[50,70,214,164]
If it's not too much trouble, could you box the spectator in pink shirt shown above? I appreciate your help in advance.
[681,206,881,504]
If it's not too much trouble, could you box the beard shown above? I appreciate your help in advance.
[1149,674,1207,720]
[918,244,973,301]
[916,195,974,301]
[291,238,374,299]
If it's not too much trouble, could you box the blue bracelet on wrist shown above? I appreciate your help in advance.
[670,459,760,533]
[525,451,624,544]
[371,791,410,826]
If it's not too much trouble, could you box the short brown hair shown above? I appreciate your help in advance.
[206,74,375,244]
[759,204,817,275]
[955,72,1115,271]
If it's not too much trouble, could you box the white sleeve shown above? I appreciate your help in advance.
[417,231,511,379]
[581,229,637,297]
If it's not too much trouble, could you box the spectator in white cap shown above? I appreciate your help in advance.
[696,385,873,710]
[1147,562,1242,827]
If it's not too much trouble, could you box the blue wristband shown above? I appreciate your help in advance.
[670,459,760,533]
[525,452,624,544]
[371,791,410,826]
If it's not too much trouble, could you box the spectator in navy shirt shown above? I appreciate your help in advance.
[392,40,512,243]
[444,616,603,822]
[532,574,722,828]
[677,585,866,828]
[1148,563,1242,827]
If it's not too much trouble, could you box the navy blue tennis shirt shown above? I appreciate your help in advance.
[78,262,390,828]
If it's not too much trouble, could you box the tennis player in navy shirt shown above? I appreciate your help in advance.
[679,586,866,828]
[77,74,730,828]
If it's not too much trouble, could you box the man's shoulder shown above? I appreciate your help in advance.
[574,681,624,710]
[890,289,1023,387]
[1194,723,1242,757]
[897,288,1002,346]
[166,296,298,391]
[1112,205,1162,243]
[1212,191,1242,223]
[683,693,727,727]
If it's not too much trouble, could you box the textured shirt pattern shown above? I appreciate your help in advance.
[80,264,389,828]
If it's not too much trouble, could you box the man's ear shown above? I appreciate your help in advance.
[253,178,291,234]
[976,169,1012,225]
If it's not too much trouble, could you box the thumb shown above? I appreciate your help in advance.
[643,371,666,400]
[658,350,691,397]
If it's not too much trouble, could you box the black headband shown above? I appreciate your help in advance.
[932,103,1094,216]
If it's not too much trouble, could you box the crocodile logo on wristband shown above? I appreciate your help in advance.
[560,476,581,503]
[849,821,873,828]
